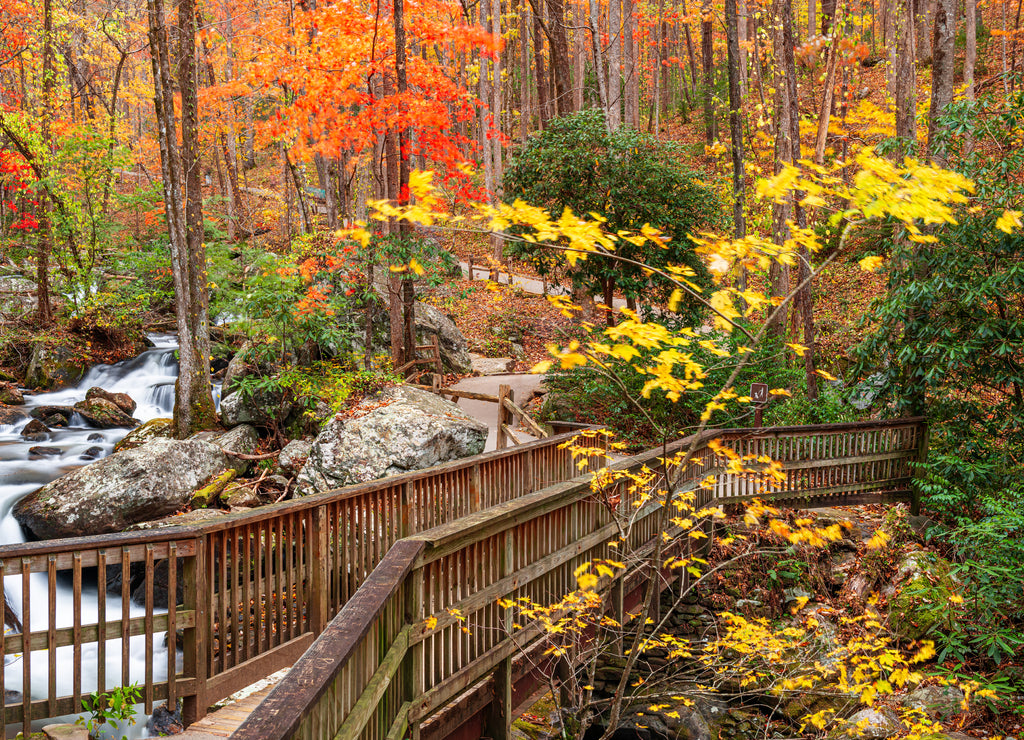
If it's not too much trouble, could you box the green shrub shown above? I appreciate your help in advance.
[503,109,724,324]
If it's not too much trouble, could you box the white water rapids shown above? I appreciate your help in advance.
[0,335,214,738]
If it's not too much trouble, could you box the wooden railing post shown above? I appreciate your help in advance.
[496,384,511,449]
[486,530,515,740]
[911,422,930,516]
[404,566,425,740]
[182,537,209,725]
[311,506,329,634]
[471,463,483,512]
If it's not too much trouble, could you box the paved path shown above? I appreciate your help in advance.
[459,261,630,309]
[447,372,545,451]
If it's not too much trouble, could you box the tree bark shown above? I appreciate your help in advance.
[588,0,610,126]
[701,0,716,143]
[782,0,818,400]
[36,0,55,326]
[893,0,916,151]
[608,0,623,129]
[623,0,640,127]
[726,0,746,240]
[147,0,216,438]
[813,21,840,164]
[926,0,955,163]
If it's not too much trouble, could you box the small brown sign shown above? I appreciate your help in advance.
[750,383,769,404]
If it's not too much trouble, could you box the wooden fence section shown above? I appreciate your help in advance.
[232,417,926,740]
[0,432,587,738]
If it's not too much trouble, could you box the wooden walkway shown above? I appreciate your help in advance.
[178,684,279,739]
[1,418,926,740]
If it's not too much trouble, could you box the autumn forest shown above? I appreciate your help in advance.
[1,0,1023,733]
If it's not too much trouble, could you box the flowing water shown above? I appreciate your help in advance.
[0,335,213,738]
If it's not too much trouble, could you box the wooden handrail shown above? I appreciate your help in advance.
[1,417,926,737]
[232,417,928,740]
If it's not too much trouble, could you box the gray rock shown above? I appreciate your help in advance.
[278,439,312,475]
[146,702,183,736]
[783,587,812,603]
[13,437,240,539]
[297,385,487,493]
[222,341,269,399]
[414,302,473,374]
[41,723,89,740]
[85,386,137,415]
[0,382,24,405]
[0,406,30,426]
[73,397,139,429]
[20,418,49,440]
[80,446,104,460]
[220,385,292,428]
[845,708,900,738]
[114,417,175,452]
[0,275,37,318]
[28,446,61,459]
[25,341,86,389]
[30,405,73,423]
[209,424,258,475]
[902,684,965,719]
[470,354,515,375]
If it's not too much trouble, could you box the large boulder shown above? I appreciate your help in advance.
[0,406,29,426]
[25,341,86,389]
[414,302,473,374]
[278,439,312,475]
[220,386,292,428]
[296,385,487,493]
[114,417,175,452]
[0,382,24,405]
[73,397,139,429]
[13,437,245,539]
[85,387,137,415]
[0,275,37,318]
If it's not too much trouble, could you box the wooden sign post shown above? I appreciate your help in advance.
[750,382,769,428]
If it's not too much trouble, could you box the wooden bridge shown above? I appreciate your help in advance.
[0,417,927,740]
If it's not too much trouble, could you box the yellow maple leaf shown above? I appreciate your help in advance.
[996,209,1023,233]
[858,255,885,272]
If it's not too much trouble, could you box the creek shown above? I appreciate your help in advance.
[1,335,210,738]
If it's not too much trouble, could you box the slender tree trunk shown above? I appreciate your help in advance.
[782,0,818,399]
[147,0,216,439]
[894,0,916,150]
[681,0,701,102]
[624,0,640,127]
[534,9,551,125]
[726,0,746,241]
[589,0,610,125]
[813,18,841,163]
[608,0,623,128]
[964,0,976,100]
[701,0,716,143]
[809,0,816,37]
[769,0,791,338]
[36,0,55,326]
[926,0,955,163]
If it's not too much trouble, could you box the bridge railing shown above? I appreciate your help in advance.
[231,417,927,740]
[0,431,589,738]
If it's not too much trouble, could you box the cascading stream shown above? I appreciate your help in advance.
[1,335,214,738]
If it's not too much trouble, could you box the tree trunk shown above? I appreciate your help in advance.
[623,0,640,127]
[820,0,836,33]
[726,0,746,240]
[608,0,623,129]
[813,22,840,164]
[545,0,574,115]
[893,0,916,151]
[147,0,216,438]
[769,0,791,338]
[926,0,955,163]
[808,0,816,37]
[701,0,716,143]
[964,0,976,100]
[36,0,55,326]
[782,0,818,400]
[589,0,610,126]
[534,8,550,126]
